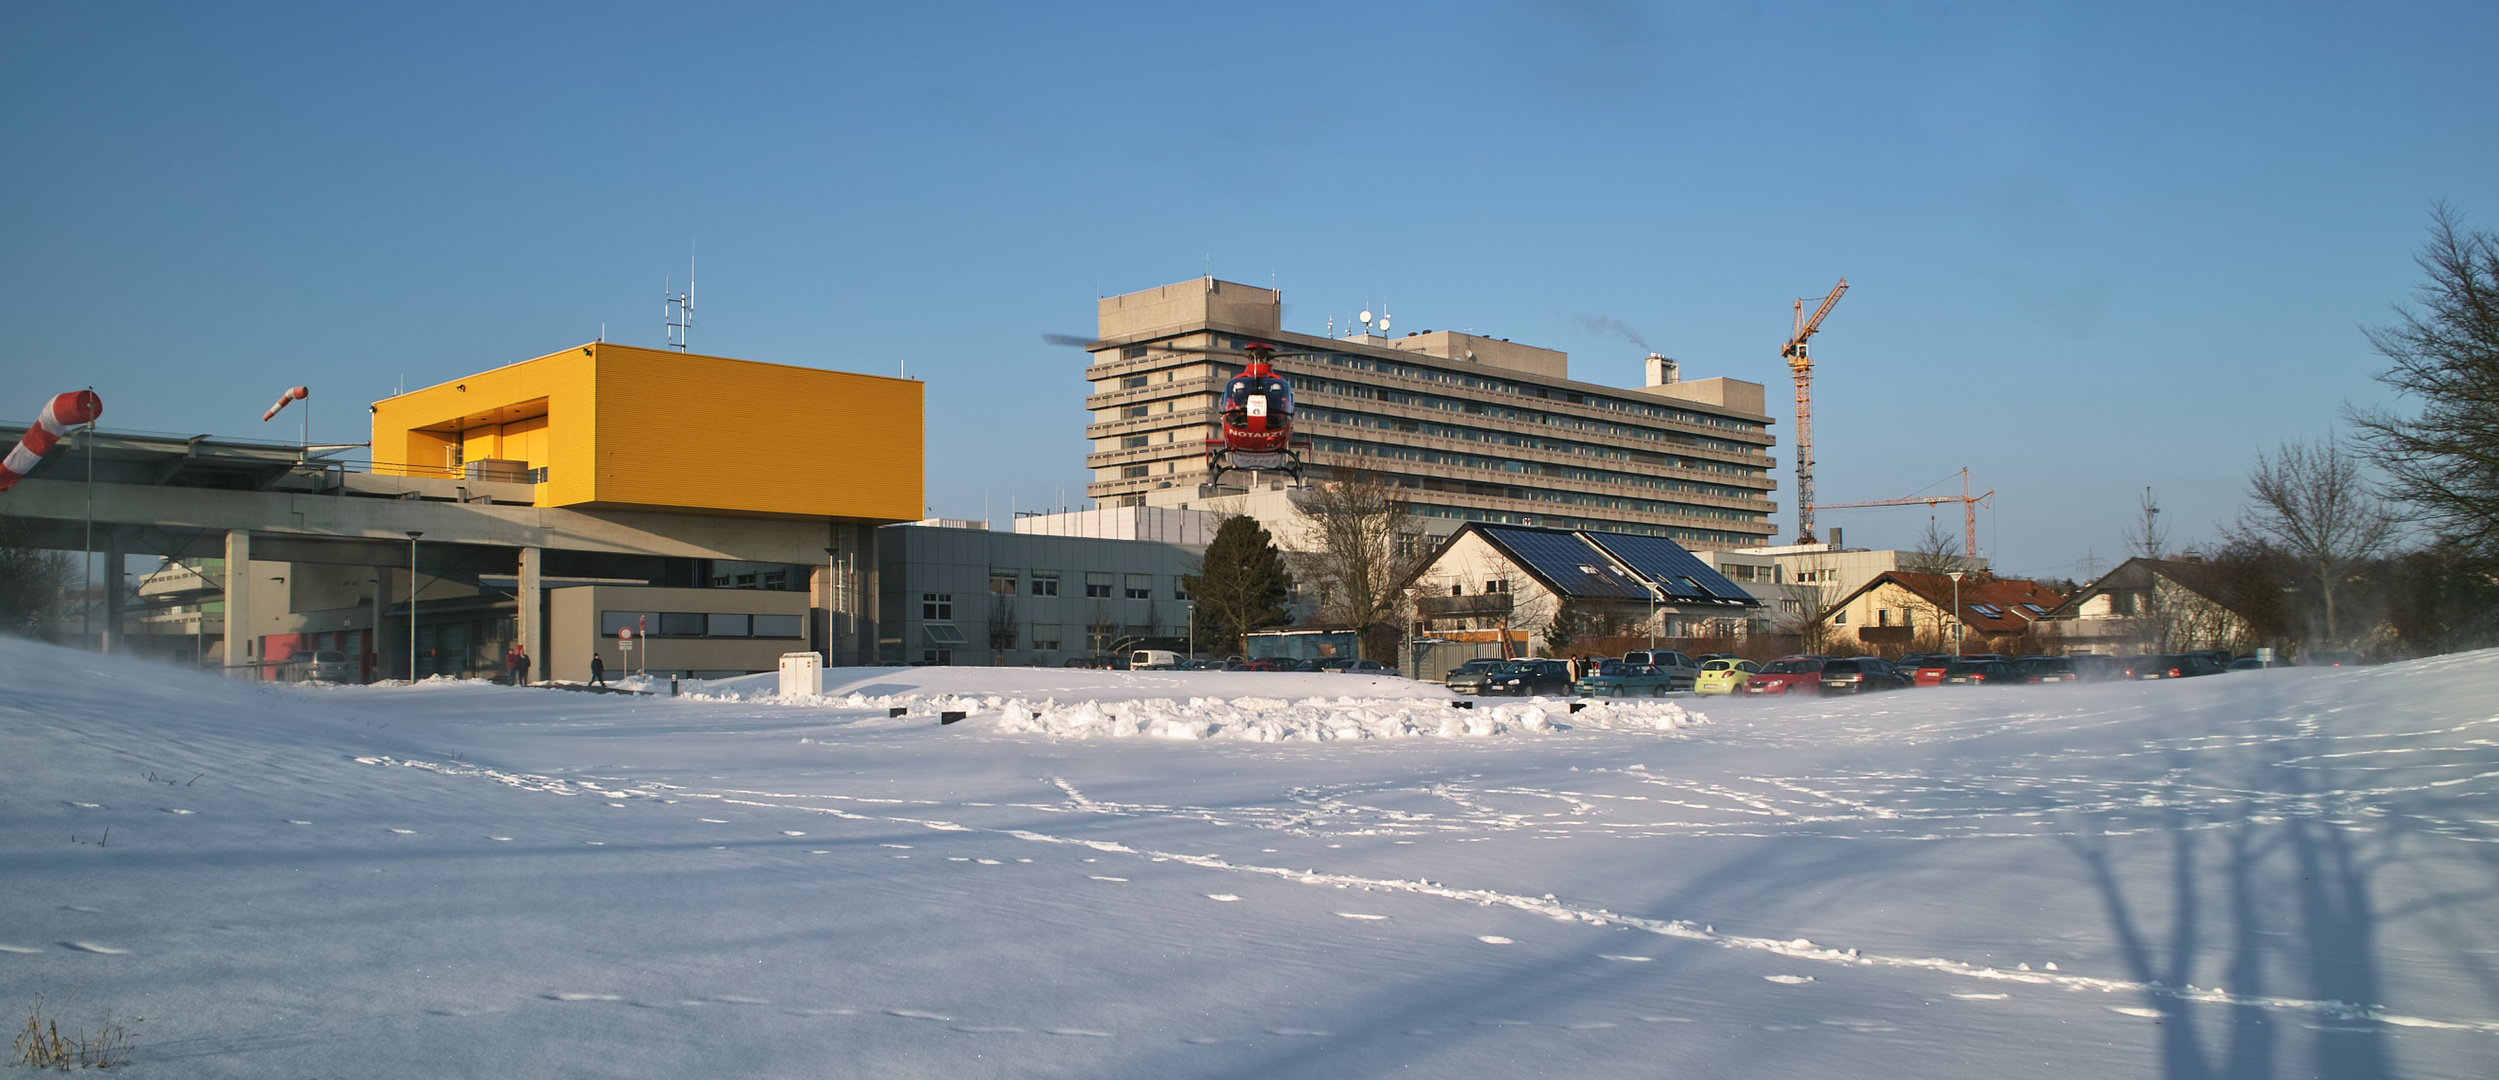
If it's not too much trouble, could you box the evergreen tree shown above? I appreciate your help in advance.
[1182,516,1294,657]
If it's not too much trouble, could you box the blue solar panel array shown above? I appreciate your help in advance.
[1474,526,1652,600]
[1578,532,1754,605]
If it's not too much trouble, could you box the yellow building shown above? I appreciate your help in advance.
[371,341,922,521]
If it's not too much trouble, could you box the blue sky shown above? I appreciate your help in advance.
[5,1,2492,577]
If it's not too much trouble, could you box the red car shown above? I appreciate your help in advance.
[1743,656,1827,696]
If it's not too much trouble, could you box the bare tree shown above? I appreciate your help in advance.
[2350,203,2499,558]
[2234,435,2399,645]
[986,594,1017,663]
[1900,516,1964,577]
[1290,476,1434,660]
[2125,487,2168,561]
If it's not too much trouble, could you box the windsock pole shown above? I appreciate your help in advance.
[263,386,309,448]
[0,390,104,493]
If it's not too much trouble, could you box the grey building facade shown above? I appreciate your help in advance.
[877,521,1204,665]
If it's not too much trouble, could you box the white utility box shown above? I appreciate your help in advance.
[778,652,824,698]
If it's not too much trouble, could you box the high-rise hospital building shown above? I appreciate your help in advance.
[1081,278,1780,549]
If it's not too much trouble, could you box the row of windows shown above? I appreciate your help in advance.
[1296,420,1765,499]
[598,611,805,639]
[1296,352,1759,433]
[1297,407,1757,478]
[934,572,1188,616]
[1407,503,1764,547]
[1310,438,1768,521]
[1290,374,1764,456]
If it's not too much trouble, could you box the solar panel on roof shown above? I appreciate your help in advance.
[1578,532,1754,604]
[1476,527,1650,600]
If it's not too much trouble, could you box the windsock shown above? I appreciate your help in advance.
[262,385,308,422]
[0,390,105,493]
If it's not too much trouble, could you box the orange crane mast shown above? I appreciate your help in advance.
[1783,278,1847,544]
[1820,467,1996,562]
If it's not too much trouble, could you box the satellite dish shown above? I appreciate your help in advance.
[1358,309,1373,325]
[1379,316,1391,332]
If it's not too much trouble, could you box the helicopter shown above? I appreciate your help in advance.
[1205,341,1314,485]
[1046,334,1318,487]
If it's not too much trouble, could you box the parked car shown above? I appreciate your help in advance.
[1321,658,1386,674]
[1478,659,1573,696]
[1617,650,1701,690]
[1907,656,1954,688]
[2014,656,2081,684]
[1744,656,1828,696]
[2225,657,2270,672]
[295,649,357,682]
[1444,658,1501,689]
[1573,659,1678,697]
[1130,649,1182,670]
[2137,653,2226,679]
[1940,658,2017,686]
[2302,650,2365,667]
[1692,658,1762,695]
[1820,657,1910,693]
[1233,658,1285,672]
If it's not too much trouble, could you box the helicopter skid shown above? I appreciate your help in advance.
[1221,450,1292,471]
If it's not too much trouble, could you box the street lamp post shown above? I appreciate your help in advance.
[1186,603,1196,663]
[1947,570,1966,655]
[406,531,424,681]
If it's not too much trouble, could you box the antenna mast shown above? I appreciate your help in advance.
[664,250,695,351]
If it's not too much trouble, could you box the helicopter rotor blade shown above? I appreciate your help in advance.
[1041,333,1095,348]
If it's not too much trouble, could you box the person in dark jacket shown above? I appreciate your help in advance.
[510,646,531,686]
[589,654,607,687]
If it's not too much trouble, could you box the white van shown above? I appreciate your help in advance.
[1130,649,1182,671]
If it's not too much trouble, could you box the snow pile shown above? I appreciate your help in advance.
[985,694,1705,742]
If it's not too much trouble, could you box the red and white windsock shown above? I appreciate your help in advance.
[0,390,105,493]
[262,385,308,422]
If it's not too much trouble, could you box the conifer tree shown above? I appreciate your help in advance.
[1182,516,1294,657]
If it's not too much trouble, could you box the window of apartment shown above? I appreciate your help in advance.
[1124,574,1151,600]
[1121,345,1147,359]
[709,613,751,637]
[1485,579,1508,594]
[989,571,1018,595]
[1121,375,1148,389]
[1125,405,1149,419]
[1122,465,1149,479]
[1085,572,1114,598]
[1834,608,1849,625]
[1121,434,1149,449]
[752,614,802,638]
[659,612,707,637]
[1118,494,1146,507]
[1450,584,1463,596]
[923,649,952,666]
[922,593,953,620]
[1173,577,1191,600]
[1087,623,1117,652]
[1031,572,1059,597]
[988,623,1017,650]
[1030,624,1062,651]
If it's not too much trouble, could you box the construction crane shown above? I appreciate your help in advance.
[1782,278,1847,544]
[1820,467,1996,562]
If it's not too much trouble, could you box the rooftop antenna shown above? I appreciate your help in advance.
[664,246,695,351]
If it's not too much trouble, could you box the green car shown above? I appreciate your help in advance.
[1571,659,1678,697]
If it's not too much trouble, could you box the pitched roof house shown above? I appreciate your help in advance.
[2035,557,2263,655]
[1816,571,2067,653]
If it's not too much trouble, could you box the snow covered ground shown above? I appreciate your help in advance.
[4,639,2493,1078]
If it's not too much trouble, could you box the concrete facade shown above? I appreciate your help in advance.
[1079,278,1781,550]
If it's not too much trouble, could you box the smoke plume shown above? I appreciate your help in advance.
[1570,312,1650,352]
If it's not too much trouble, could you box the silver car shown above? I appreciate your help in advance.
[1616,649,1701,691]
[304,649,357,682]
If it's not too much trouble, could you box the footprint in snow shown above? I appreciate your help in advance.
[1184,1036,1223,1044]
[1477,936,1515,945]
[1046,1028,1113,1038]
[548,993,622,1002]
[1205,894,1240,902]
[1565,1022,1616,1030]
[389,829,416,834]
[1952,992,2009,1001]
[699,819,730,824]
[489,837,513,842]
[69,802,101,809]
[2109,1006,2164,1019]
[1088,875,1127,882]
[1336,913,1388,921]
[888,1009,951,1022]
[287,820,312,825]
[1638,1016,1695,1023]
[782,831,806,837]
[0,944,41,954]
[1764,975,1815,985]
[975,859,1001,865]
[61,942,126,954]
[952,1025,1024,1033]
[1474,1019,1532,1027]
[1268,1028,1330,1037]
[707,996,771,1005]
[165,808,196,815]
[1598,955,1652,962]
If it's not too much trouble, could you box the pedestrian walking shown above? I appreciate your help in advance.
[511,645,531,686]
[589,653,607,687]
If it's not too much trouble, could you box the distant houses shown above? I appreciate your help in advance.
[1815,571,2068,655]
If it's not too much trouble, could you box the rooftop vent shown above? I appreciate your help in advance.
[1644,353,1679,386]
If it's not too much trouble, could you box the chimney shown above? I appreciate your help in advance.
[1829,526,1843,550]
[1644,353,1678,386]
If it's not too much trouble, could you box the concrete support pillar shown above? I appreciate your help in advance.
[810,559,834,666]
[101,528,125,654]
[858,524,880,668]
[222,531,252,678]
[370,568,391,682]
[517,547,544,684]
